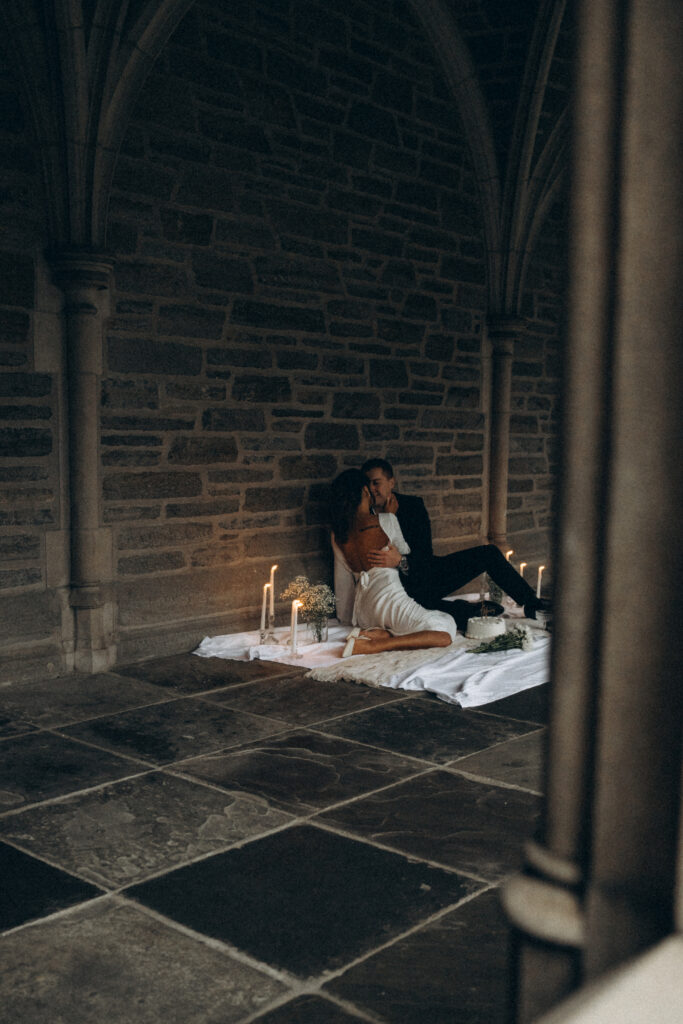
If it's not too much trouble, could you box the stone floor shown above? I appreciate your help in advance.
[0,653,548,1023]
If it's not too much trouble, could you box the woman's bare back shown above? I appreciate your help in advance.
[338,514,389,573]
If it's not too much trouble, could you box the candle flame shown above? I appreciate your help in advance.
[538,565,546,574]
[505,549,514,560]
[271,564,278,572]
[293,599,302,609]
[519,562,527,577]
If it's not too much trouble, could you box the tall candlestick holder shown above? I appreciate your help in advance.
[263,610,277,645]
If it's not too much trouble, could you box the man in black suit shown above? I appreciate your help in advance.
[361,458,548,627]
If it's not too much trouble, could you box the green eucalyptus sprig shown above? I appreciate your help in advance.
[470,625,533,654]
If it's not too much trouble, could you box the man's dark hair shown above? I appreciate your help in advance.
[361,457,394,478]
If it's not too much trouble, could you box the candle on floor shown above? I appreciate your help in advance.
[290,599,301,655]
[260,582,270,634]
[506,549,514,561]
[269,564,278,619]
[519,561,527,579]
[536,565,546,599]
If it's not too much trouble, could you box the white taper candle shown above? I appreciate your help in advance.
[269,564,278,618]
[290,599,301,655]
[519,561,527,579]
[260,583,269,632]
[536,565,546,599]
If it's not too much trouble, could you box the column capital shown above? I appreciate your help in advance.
[48,249,114,293]
[488,315,527,342]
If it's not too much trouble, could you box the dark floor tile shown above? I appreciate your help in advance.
[0,672,170,729]
[326,888,511,1024]
[252,995,365,1022]
[0,771,293,888]
[478,683,549,724]
[453,729,546,794]
[0,732,142,811]
[0,715,37,739]
[174,729,423,816]
[319,699,538,764]
[0,841,101,932]
[62,698,287,766]
[204,673,408,726]
[318,770,541,881]
[127,824,478,979]
[0,899,287,1023]
[117,654,302,694]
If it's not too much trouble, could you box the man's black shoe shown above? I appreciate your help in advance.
[524,597,552,620]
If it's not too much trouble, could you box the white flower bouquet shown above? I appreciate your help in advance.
[280,576,335,642]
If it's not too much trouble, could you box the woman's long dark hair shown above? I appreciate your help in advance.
[330,468,368,545]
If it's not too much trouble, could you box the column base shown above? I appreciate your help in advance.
[70,588,117,673]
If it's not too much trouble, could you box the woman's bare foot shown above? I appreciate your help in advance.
[347,632,390,655]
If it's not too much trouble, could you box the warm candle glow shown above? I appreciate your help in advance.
[269,564,278,618]
[260,582,270,633]
[519,561,527,578]
[506,549,514,561]
[290,599,301,655]
[536,565,546,599]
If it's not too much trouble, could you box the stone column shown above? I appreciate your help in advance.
[50,252,117,673]
[504,0,683,1019]
[487,318,524,549]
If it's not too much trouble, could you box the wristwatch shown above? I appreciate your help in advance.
[398,555,409,574]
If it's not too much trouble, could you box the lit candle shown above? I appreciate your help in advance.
[536,565,546,599]
[260,582,270,633]
[269,564,278,618]
[290,599,301,655]
[506,549,514,561]
[519,561,527,579]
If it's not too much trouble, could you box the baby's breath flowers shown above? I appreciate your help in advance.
[470,625,534,654]
[280,576,335,642]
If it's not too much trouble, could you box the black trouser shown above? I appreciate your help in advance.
[404,544,537,611]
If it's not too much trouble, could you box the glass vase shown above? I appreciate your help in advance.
[307,619,329,644]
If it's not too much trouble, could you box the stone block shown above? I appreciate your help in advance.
[0,533,41,560]
[441,256,486,284]
[0,309,30,343]
[443,492,481,512]
[362,424,401,441]
[118,551,186,574]
[118,522,213,550]
[202,408,266,431]
[436,454,483,476]
[255,255,342,293]
[102,451,161,467]
[512,360,543,377]
[267,200,347,244]
[386,444,434,465]
[374,145,418,177]
[232,375,291,403]
[101,414,195,431]
[377,319,424,345]
[103,472,202,500]
[0,426,51,457]
[279,454,337,481]
[332,392,380,419]
[108,337,203,375]
[166,497,240,518]
[244,486,305,511]
[165,381,226,401]
[403,292,438,321]
[0,351,28,367]
[192,253,254,292]
[276,350,318,370]
[304,422,359,450]
[446,386,480,409]
[168,437,238,464]
[214,219,277,249]
[506,511,535,533]
[207,347,271,369]
[508,457,547,475]
[352,227,404,257]
[380,260,416,287]
[114,262,190,298]
[369,358,409,388]
[0,252,34,306]
[398,391,442,406]
[0,568,42,588]
[231,300,325,333]
[0,372,51,398]
[101,379,159,409]
[0,404,50,420]
[104,506,161,523]
[157,305,225,340]
[159,209,213,245]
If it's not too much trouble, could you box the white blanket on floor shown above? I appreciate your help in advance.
[193,616,551,708]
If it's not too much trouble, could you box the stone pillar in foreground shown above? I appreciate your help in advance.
[487,318,524,550]
[51,252,116,673]
[503,0,682,1018]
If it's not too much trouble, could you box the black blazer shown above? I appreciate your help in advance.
[394,492,434,567]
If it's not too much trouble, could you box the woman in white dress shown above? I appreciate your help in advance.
[330,469,456,657]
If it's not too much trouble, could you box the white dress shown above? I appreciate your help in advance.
[332,513,457,642]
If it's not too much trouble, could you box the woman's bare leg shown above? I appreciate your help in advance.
[349,629,451,656]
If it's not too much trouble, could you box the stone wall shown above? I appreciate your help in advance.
[0,44,67,680]
[105,0,492,658]
[507,197,566,585]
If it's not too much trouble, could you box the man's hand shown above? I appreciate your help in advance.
[366,544,402,568]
